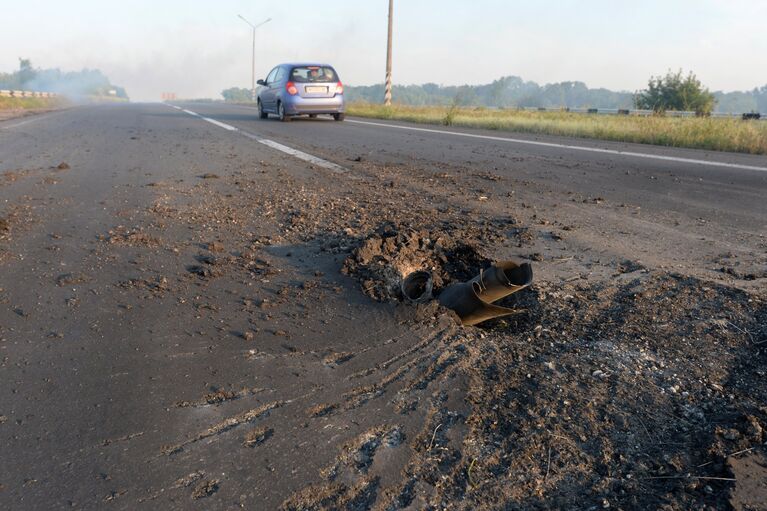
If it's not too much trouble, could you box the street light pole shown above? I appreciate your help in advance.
[384,0,393,106]
[238,15,271,102]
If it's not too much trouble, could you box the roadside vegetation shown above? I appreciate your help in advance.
[347,103,767,155]
[343,74,767,114]
[0,95,69,110]
[634,70,716,115]
[0,58,128,101]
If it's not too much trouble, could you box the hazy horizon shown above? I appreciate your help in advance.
[2,0,766,101]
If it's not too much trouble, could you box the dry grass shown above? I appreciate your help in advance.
[347,103,767,155]
[0,96,69,110]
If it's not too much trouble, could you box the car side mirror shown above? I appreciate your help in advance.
[257,79,266,86]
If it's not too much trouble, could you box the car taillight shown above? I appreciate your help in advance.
[286,82,298,95]
[336,82,344,95]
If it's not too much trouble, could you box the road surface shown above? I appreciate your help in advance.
[0,103,765,510]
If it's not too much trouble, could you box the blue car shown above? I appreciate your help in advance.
[256,63,345,122]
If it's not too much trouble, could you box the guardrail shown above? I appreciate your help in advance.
[0,90,58,98]
[524,106,763,120]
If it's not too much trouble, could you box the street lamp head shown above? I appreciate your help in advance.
[238,15,271,30]
[238,14,254,28]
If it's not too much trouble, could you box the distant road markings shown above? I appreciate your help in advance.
[347,119,767,173]
[240,132,348,174]
[180,108,237,131]
[168,104,347,173]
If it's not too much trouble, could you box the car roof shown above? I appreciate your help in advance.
[279,62,334,68]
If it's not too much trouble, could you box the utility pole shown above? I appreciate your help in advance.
[384,0,393,106]
[238,15,271,102]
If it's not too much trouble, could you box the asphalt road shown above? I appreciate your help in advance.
[0,103,765,510]
[179,102,767,284]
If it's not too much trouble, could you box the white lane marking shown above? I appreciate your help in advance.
[347,119,767,173]
[257,137,347,173]
[171,105,346,172]
[179,107,237,131]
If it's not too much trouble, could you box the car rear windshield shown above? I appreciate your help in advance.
[290,66,338,83]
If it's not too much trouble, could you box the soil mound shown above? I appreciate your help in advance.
[342,222,490,302]
[282,272,767,510]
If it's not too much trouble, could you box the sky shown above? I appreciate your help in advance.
[1,0,766,101]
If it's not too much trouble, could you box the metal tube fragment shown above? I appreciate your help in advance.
[438,261,533,326]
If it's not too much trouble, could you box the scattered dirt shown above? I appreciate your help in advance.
[243,426,274,447]
[192,479,219,499]
[120,149,765,510]
[276,273,765,510]
[175,387,264,408]
[0,202,35,248]
[55,273,88,287]
[729,451,767,510]
[173,470,205,489]
[342,222,496,302]
[3,106,765,510]
[100,226,160,247]
[161,401,282,456]
[206,241,225,252]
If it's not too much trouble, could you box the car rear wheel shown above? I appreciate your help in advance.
[333,113,346,122]
[257,100,268,119]
[278,102,291,122]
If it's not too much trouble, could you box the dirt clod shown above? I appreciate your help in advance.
[192,479,219,499]
[244,426,274,447]
[343,222,490,302]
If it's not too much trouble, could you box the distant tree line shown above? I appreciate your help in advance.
[221,87,253,102]
[0,59,128,99]
[344,76,635,110]
[340,74,767,114]
[220,71,766,114]
[714,86,767,114]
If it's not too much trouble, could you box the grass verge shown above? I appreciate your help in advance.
[347,103,767,155]
[0,96,70,110]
